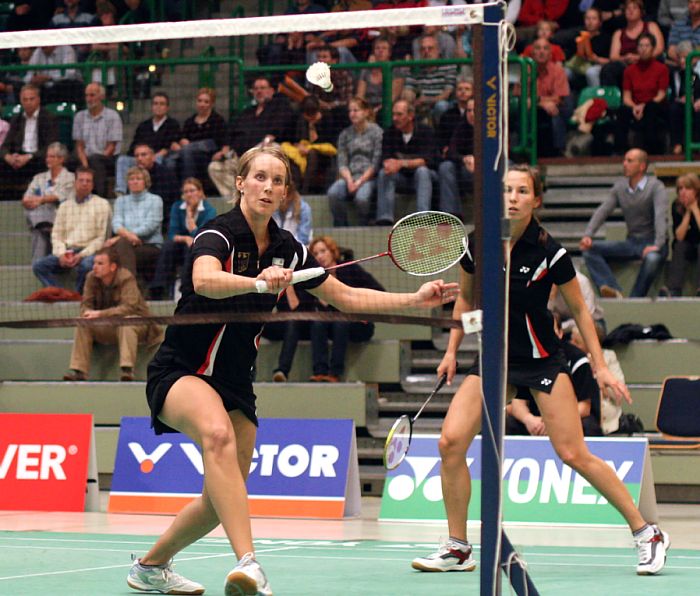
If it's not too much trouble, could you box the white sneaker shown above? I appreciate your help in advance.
[224,552,273,596]
[127,556,205,594]
[635,525,670,575]
[411,539,477,572]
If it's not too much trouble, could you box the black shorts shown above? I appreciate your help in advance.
[146,358,258,435]
[466,348,570,396]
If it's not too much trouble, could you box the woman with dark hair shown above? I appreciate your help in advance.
[412,164,670,577]
[127,145,457,596]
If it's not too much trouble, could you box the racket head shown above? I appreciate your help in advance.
[387,211,467,276]
[384,414,413,470]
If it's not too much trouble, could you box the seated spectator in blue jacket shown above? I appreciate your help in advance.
[149,177,216,300]
[375,99,436,225]
[104,165,163,287]
[115,93,181,195]
[438,96,474,221]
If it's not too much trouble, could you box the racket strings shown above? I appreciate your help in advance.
[389,212,466,275]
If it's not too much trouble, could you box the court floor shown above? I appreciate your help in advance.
[1,497,699,595]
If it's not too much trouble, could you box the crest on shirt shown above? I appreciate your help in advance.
[272,257,285,267]
[235,252,251,272]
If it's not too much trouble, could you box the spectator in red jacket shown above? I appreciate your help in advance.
[614,33,669,154]
[516,0,570,46]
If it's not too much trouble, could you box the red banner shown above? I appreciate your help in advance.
[0,413,93,511]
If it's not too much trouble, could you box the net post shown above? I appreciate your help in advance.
[473,4,506,595]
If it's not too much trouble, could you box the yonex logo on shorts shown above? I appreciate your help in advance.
[519,266,530,273]
[540,378,552,386]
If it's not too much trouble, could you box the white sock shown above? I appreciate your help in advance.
[449,536,470,549]
[633,524,654,540]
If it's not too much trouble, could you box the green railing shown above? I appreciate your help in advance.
[0,54,538,162]
[684,50,700,162]
[238,56,538,164]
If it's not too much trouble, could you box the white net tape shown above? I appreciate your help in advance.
[0,5,493,49]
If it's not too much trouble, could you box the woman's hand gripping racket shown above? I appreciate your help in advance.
[383,372,448,470]
[255,211,466,293]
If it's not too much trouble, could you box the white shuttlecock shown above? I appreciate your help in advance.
[306,61,334,93]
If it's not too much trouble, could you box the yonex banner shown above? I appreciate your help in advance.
[0,413,95,512]
[380,435,657,526]
[109,417,360,518]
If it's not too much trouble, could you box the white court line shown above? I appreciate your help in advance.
[0,546,299,582]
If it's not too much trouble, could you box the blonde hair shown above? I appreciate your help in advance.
[232,145,292,204]
[126,165,151,190]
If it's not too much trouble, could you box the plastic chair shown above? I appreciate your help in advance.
[578,86,622,111]
[650,376,700,449]
[1,103,20,119]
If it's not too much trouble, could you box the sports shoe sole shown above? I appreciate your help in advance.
[411,559,477,572]
[126,577,205,595]
[224,571,259,596]
[636,530,671,576]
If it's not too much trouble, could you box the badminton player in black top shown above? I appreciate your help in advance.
[126,145,458,596]
[412,165,670,577]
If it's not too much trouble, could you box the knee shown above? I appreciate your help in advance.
[554,444,590,470]
[438,161,454,176]
[200,424,236,460]
[438,431,467,465]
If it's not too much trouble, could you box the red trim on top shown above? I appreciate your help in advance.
[526,314,549,358]
[196,325,225,375]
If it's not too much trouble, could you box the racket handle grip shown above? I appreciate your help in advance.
[255,267,326,293]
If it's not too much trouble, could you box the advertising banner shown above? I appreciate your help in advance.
[109,417,360,518]
[380,435,657,526]
[0,413,94,512]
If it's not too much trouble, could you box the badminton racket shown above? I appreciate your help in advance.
[383,372,448,470]
[256,211,466,292]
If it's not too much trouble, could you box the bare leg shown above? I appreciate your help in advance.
[439,375,483,542]
[140,377,257,564]
[534,374,647,531]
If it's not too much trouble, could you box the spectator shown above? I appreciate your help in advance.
[549,268,607,336]
[208,76,294,199]
[62,247,164,382]
[310,45,355,135]
[265,182,315,383]
[88,2,121,95]
[72,82,123,196]
[0,84,58,200]
[532,38,572,157]
[436,78,472,158]
[0,118,9,146]
[149,178,216,300]
[308,235,385,382]
[1,47,34,106]
[375,99,436,225]
[32,167,111,293]
[168,87,227,185]
[356,36,405,117]
[614,33,669,154]
[438,96,474,220]
[580,148,668,297]
[669,41,700,155]
[6,1,54,32]
[22,142,75,262]
[281,95,337,193]
[565,8,613,88]
[411,25,457,60]
[50,0,97,61]
[657,0,691,35]
[667,0,700,70]
[132,143,180,223]
[104,165,163,288]
[257,31,307,86]
[115,93,181,195]
[600,0,665,89]
[506,314,603,437]
[522,20,567,63]
[328,97,383,226]
[659,174,700,297]
[402,33,457,123]
[516,0,570,46]
[23,45,84,105]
